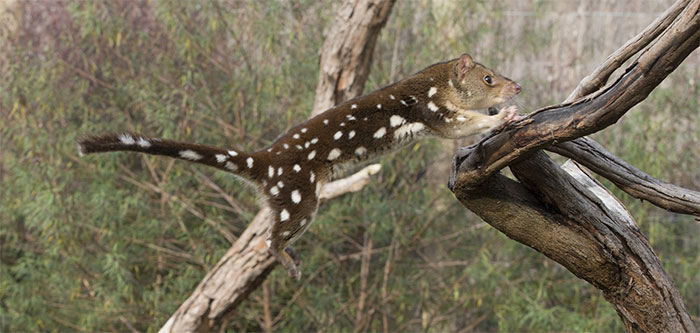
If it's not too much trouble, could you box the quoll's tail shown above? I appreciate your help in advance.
[77,133,255,179]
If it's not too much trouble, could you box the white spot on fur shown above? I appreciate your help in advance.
[215,154,227,163]
[427,101,439,112]
[340,122,345,127]
[327,148,341,160]
[355,146,367,156]
[311,138,318,144]
[300,219,307,227]
[283,144,289,149]
[277,181,284,188]
[291,190,301,204]
[445,118,453,123]
[268,166,274,178]
[119,134,135,145]
[323,119,329,125]
[351,104,357,109]
[225,162,238,171]
[394,122,426,140]
[304,141,310,148]
[377,104,382,109]
[346,115,356,121]
[270,186,279,196]
[333,131,343,140]
[310,171,315,183]
[293,133,300,139]
[348,130,355,139]
[445,101,459,112]
[246,157,254,168]
[363,117,368,121]
[390,115,405,127]
[428,87,437,98]
[137,137,151,148]
[301,128,308,133]
[308,150,316,160]
[179,150,202,160]
[267,148,273,152]
[389,94,395,100]
[457,116,467,122]
[293,164,301,172]
[265,239,271,248]
[278,167,283,176]
[228,150,238,156]
[448,79,454,87]
[282,231,290,237]
[373,127,386,139]
[294,144,302,150]
[276,151,281,155]
[280,209,289,221]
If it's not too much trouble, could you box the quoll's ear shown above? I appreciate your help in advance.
[457,53,475,81]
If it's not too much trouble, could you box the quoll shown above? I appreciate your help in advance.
[78,53,522,279]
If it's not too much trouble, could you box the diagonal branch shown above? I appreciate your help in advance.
[548,137,700,216]
[565,0,691,102]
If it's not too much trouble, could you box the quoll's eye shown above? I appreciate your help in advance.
[483,75,493,85]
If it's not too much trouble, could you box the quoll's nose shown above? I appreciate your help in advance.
[513,83,522,94]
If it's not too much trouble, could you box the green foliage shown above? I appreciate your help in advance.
[1,0,697,331]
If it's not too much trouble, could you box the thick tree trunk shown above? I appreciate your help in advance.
[160,1,394,331]
[450,1,699,331]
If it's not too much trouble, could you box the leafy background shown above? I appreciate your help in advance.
[1,0,697,331]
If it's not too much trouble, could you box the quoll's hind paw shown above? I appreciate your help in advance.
[287,264,301,280]
[268,244,302,280]
[285,246,302,267]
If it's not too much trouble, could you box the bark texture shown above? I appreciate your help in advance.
[160,1,394,331]
[450,1,699,331]
[312,0,396,116]
[548,137,700,216]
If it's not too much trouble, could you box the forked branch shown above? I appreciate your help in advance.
[449,1,699,331]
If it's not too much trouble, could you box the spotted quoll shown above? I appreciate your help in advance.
[78,53,522,279]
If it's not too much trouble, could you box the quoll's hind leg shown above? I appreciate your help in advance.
[268,238,301,280]
[266,193,321,280]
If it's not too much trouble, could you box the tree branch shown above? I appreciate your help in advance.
[565,0,691,102]
[548,137,700,216]
[450,0,699,190]
[449,1,699,331]
[312,0,396,116]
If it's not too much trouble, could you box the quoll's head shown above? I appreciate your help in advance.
[449,53,521,109]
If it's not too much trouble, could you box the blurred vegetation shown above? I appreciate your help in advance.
[1,0,697,331]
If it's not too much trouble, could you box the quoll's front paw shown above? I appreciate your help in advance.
[500,105,521,123]
[493,105,522,132]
